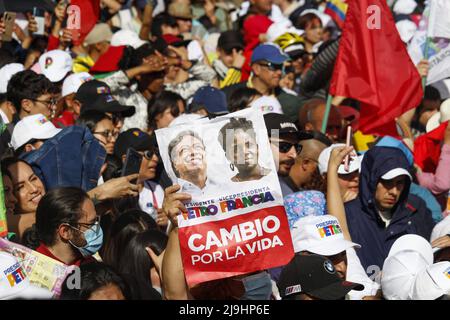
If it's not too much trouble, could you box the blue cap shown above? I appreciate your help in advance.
[375,136,414,166]
[251,44,289,64]
[190,86,229,115]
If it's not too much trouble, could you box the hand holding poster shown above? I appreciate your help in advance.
[0,238,75,298]
[156,108,294,287]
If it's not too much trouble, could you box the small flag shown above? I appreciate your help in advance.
[325,0,348,29]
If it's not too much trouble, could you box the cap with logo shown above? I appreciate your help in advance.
[38,50,73,83]
[251,44,289,65]
[263,113,312,140]
[114,128,152,159]
[318,143,362,175]
[11,114,62,150]
[291,215,361,255]
[0,252,53,300]
[62,72,94,97]
[0,63,24,94]
[75,80,135,118]
[277,254,364,300]
[411,261,450,300]
[381,234,434,300]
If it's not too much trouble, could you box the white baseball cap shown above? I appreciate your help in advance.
[11,114,62,150]
[411,261,450,300]
[393,0,417,15]
[250,96,283,115]
[381,234,434,300]
[291,215,361,255]
[111,29,147,49]
[430,216,450,253]
[0,63,24,94]
[62,72,94,97]
[426,99,450,133]
[0,252,53,300]
[38,50,73,83]
[318,143,362,175]
[381,168,412,180]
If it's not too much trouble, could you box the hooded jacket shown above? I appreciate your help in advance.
[344,147,435,272]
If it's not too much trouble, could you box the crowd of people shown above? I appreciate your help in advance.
[0,0,449,300]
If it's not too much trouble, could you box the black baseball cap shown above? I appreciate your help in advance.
[217,31,244,53]
[75,80,135,118]
[114,128,153,159]
[277,254,364,300]
[263,113,312,140]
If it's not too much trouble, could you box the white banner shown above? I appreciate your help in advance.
[408,6,450,85]
[428,0,450,39]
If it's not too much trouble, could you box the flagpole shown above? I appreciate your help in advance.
[422,37,431,89]
[0,123,7,238]
[321,94,334,133]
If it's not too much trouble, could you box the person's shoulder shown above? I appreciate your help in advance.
[222,81,246,95]
[344,198,362,217]
[406,193,429,214]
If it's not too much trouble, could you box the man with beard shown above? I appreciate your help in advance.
[168,130,212,196]
[263,113,312,190]
[282,131,330,196]
[218,117,271,182]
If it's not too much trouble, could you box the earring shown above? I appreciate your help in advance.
[230,163,235,171]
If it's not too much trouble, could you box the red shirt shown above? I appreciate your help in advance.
[36,242,95,267]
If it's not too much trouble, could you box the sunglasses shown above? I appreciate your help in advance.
[276,141,303,154]
[257,62,284,72]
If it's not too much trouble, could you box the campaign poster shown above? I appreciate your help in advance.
[156,108,294,286]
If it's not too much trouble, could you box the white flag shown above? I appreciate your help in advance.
[428,0,450,38]
[409,5,450,85]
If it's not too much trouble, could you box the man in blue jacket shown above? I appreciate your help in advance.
[345,146,435,274]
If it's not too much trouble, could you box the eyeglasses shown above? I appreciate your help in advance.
[275,141,303,154]
[76,216,101,229]
[93,130,118,140]
[257,62,283,72]
[32,98,58,108]
[140,149,159,160]
[66,216,101,233]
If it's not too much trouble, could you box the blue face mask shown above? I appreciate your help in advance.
[239,271,273,300]
[69,223,103,257]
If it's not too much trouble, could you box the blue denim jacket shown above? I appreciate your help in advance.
[21,126,106,192]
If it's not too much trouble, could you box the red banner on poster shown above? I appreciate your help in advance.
[178,206,293,286]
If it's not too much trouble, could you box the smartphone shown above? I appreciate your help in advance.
[2,12,16,42]
[121,148,143,182]
[344,126,353,172]
[33,7,46,36]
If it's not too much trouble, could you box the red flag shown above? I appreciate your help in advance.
[329,0,423,136]
[414,121,449,172]
[68,0,101,46]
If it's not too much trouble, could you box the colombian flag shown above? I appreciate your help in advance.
[325,0,348,29]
